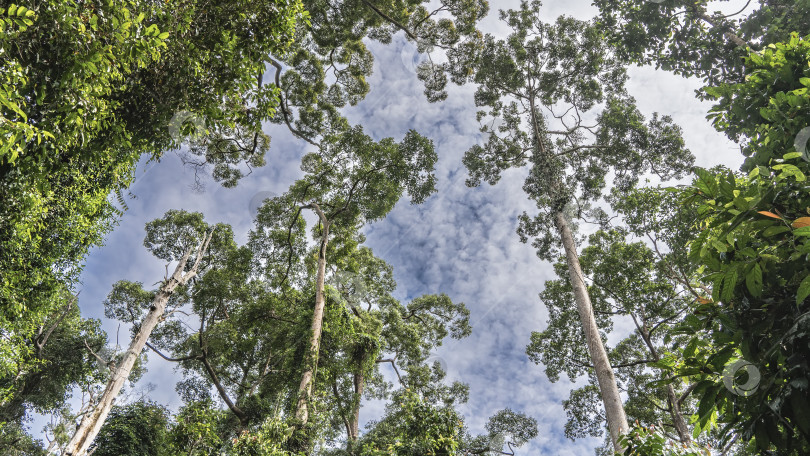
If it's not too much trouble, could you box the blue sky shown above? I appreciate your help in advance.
[30,0,749,453]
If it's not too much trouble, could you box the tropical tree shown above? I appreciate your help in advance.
[594,0,809,87]
[527,229,697,446]
[320,245,473,450]
[64,211,219,455]
[249,123,438,434]
[462,1,693,450]
[88,401,172,456]
[0,0,304,408]
[665,34,810,453]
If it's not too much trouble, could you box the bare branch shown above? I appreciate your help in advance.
[375,358,404,384]
[144,341,201,363]
[267,58,320,147]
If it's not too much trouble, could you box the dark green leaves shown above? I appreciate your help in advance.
[676,35,810,453]
[745,262,763,298]
[797,275,810,306]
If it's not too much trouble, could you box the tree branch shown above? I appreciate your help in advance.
[36,293,78,356]
[200,350,248,425]
[360,0,418,40]
[267,58,319,147]
[144,341,201,363]
[376,358,404,384]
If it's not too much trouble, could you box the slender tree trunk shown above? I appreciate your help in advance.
[553,211,629,451]
[665,382,691,442]
[201,352,248,426]
[638,325,691,442]
[295,206,330,425]
[348,370,364,441]
[64,234,211,456]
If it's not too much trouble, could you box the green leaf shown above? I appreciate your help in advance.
[694,168,718,197]
[793,226,810,237]
[711,239,728,252]
[763,226,790,237]
[797,275,810,305]
[721,267,738,303]
[745,263,763,297]
[683,338,699,358]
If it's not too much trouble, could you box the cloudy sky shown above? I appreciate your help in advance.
[32,0,749,453]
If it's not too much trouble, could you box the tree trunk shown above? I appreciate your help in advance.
[64,234,211,456]
[348,370,364,441]
[295,210,330,425]
[665,382,691,442]
[638,325,691,442]
[553,211,629,451]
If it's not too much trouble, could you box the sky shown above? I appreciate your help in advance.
[30,0,749,453]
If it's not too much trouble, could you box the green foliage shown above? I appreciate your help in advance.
[169,400,227,455]
[0,296,107,428]
[0,0,304,405]
[231,416,306,456]
[462,0,692,259]
[90,401,171,456]
[0,422,47,456]
[595,0,810,87]
[618,424,710,456]
[272,0,489,136]
[294,126,439,219]
[358,389,463,455]
[705,33,810,170]
[669,35,810,452]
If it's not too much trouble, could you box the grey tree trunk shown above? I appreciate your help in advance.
[63,234,211,456]
[637,323,691,442]
[348,370,364,441]
[553,211,629,451]
[666,382,691,442]
[295,204,330,425]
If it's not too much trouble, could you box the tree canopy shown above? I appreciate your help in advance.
[5,0,810,455]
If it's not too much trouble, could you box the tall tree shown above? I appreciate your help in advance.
[462,1,693,450]
[527,229,697,447]
[320,246,472,449]
[64,211,218,455]
[251,123,438,431]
